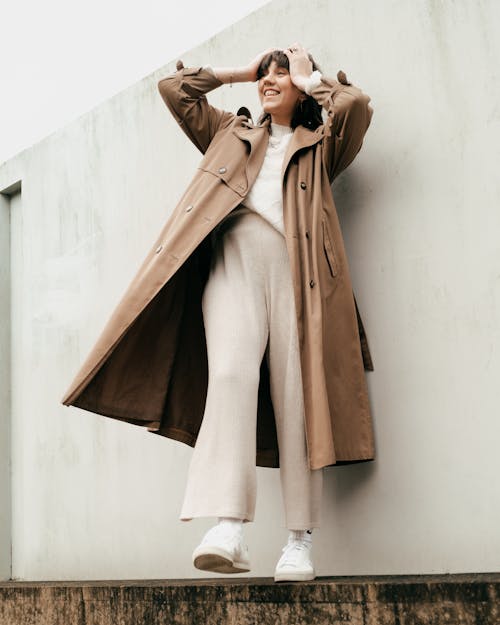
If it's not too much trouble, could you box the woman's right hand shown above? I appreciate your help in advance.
[245,47,281,82]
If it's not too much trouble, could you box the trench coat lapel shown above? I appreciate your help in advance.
[231,120,269,192]
[280,124,323,178]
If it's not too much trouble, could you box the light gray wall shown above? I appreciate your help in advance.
[0,185,15,580]
[0,0,499,581]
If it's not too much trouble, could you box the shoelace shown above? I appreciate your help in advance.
[279,538,312,567]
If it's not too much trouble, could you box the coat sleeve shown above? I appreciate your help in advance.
[157,60,236,154]
[307,70,374,182]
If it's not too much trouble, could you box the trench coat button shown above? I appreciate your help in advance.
[218,166,227,174]
[300,181,307,189]
[305,231,310,239]
[309,279,315,288]
[155,244,163,254]
[186,204,193,212]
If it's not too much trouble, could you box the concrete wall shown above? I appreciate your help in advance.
[0,0,499,581]
[0,184,15,580]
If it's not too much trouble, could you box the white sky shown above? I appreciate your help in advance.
[0,0,270,165]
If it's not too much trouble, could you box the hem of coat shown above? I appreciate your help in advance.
[64,397,163,429]
[310,453,375,470]
[149,427,280,468]
[329,456,375,466]
[63,401,375,469]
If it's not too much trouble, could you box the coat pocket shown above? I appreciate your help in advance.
[322,218,338,278]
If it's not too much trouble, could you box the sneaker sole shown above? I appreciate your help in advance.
[274,570,316,582]
[193,545,250,574]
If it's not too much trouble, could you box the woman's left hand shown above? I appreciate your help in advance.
[283,42,313,91]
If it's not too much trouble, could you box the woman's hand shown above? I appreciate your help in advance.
[283,42,313,92]
[245,47,281,82]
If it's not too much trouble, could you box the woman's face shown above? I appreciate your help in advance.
[258,59,305,126]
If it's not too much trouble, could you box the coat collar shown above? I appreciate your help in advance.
[231,116,323,182]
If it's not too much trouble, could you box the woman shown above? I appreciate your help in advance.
[166,42,373,582]
[181,44,326,582]
[61,43,376,582]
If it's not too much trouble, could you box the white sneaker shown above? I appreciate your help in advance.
[274,530,316,582]
[192,524,251,574]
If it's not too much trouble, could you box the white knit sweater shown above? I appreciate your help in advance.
[240,122,293,236]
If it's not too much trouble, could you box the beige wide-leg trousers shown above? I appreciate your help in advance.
[179,205,323,530]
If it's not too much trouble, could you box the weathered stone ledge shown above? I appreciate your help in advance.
[0,572,498,624]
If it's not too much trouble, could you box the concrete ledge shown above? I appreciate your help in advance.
[0,573,498,624]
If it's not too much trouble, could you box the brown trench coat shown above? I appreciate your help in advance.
[61,59,376,471]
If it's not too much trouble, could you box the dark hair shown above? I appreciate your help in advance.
[256,49,323,131]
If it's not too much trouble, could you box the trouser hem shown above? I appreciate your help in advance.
[179,511,254,523]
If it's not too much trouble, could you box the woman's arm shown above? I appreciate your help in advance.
[203,65,253,85]
[207,47,278,85]
[308,73,373,182]
[157,61,236,154]
[284,43,373,182]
